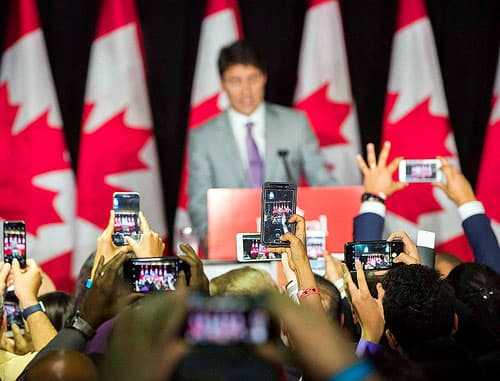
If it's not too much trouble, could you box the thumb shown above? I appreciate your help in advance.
[124,236,140,253]
[11,259,21,273]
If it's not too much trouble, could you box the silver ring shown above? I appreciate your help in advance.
[100,271,105,277]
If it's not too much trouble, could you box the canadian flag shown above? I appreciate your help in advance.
[0,0,75,289]
[294,0,361,185]
[382,0,473,261]
[75,0,166,272]
[476,51,500,240]
[174,0,242,252]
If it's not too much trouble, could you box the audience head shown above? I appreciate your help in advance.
[435,252,462,278]
[314,274,342,323]
[38,291,74,331]
[210,266,277,296]
[381,265,457,353]
[447,263,500,355]
[25,350,98,381]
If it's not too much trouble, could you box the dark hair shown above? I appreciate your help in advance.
[446,263,500,355]
[218,40,267,76]
[39,291,74,331]
[314,274,342,322]
[381,265,455,351]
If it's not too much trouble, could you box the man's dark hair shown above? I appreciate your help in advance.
[218,40,267,76]
[381,265,455,351]
[447,263,500,356]
[314,274,342,322]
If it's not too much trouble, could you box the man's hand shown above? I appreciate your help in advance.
[344,261,385,343]
[0,324,34,355]
[81,252,139,329]
[323,252,343,284]
[0,262,11,295]
[434,156,476,206]
[178,243,209,292]
[92,211,132,279]
[125,212,165,258]
[12,259,42,309]
[387,231,421,265]
[357,141,407,198]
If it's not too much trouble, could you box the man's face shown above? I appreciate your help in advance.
[221,64,267,116]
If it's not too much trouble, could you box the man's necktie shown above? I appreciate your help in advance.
[245,121,263,188]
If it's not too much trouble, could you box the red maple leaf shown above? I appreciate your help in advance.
[383,93,453,223]
[77,104,152,229]
[0,82,69,235]
[295,83,351,147]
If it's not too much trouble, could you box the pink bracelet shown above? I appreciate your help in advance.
[298,286,320,300]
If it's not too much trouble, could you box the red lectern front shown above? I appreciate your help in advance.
[207,186,364,260]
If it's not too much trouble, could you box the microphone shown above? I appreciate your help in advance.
[277,150,295,184]
[417,230,436,269]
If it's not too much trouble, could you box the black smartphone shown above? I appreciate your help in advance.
[183,293,274,346]
[4,291,24,337]
[344,240,404,272]
[123,257,190,292]
[260,182,297,247]
[112,192,141,246]
[3,221,27,268]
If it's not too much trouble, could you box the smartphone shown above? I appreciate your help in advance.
[183,293,274,345]
[112,192,141,246]
[260,182,296,247]
[306,230,326,259]
[398,159,442,183]
[236,233,281,262]
[3,221,27,268]
[123,257,189,292]
[4,291,24,337]
[344,240,404,272]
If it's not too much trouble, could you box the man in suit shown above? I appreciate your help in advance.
[188,41,336,242]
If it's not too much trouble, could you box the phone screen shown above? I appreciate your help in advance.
[184,294,272,345]
[3,221,26,268]
[344,241,403,272]
[402,160,441,182]
[240,234,281,261]
[5,301,25,332]
[113,192,141,246]
[123,258,186,293]
[261,183,296,246]
[306,231,326,259]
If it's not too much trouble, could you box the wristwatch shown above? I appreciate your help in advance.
[65,311,96,339]
[22,301,46,320]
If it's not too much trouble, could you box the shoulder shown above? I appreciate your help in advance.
[190,112,228,139]
[266,103,307,121]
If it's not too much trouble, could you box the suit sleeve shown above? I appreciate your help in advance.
[462,213,500,274]
[353,213,385,241]
[298,114,338,186]
[188,129,212,239]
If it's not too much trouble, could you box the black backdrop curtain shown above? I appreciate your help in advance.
[0,0,499,252]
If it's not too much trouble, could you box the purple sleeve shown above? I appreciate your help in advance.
[355,338,383,358]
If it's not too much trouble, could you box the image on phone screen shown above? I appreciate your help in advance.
[3,221,26,268]
[5,301,25,334]
[184,295,271,345]
[238,234,281,261]
[345,241,403,272]
[262,184,296,245]
[124,258,185,293]
[113,193,141,246]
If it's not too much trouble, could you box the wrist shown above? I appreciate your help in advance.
[361,329,383,344]
[19,297,39,309]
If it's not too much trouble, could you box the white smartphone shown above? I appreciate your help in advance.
[398,159,442,183]
[236,233,281,262]
[306,230,326,259]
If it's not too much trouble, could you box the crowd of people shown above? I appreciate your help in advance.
[0,40,499,380]
[0,138,497,381]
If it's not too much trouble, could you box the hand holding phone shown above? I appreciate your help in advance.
[260,182,297,247]
[4,291,25,338]
[3,221,27,269]
[112,192,141,246]
[398,159,443,183]
[344,240,404,272]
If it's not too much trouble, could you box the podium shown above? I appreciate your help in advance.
[207,186,364,260]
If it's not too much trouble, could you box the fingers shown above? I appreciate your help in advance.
[393,253,417,265]
[343,263,357,298]
[354,260,369,293]
[376,282,385,302]
[387,156,403,175]
[356,154,369,174]
[0,263,11,287]
[366,143,377,168]
[11,258,21,274]
[175,270,188,290]
[11,324,25,344]
[102,210,115,237]
[377,141,391,167]
[279,232,299,244]
[139,211,151,233]
[92,255,105,282]
[124,236,140,253]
